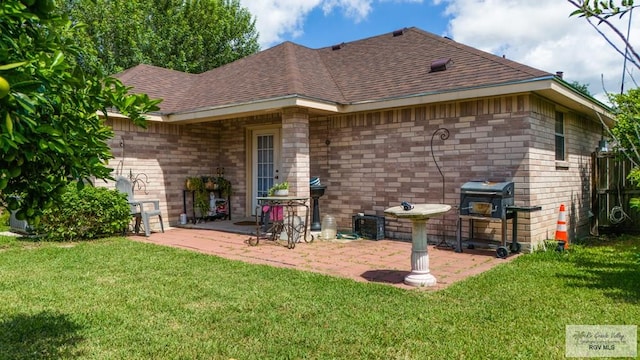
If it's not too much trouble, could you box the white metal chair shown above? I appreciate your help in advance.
[115,176,164,237]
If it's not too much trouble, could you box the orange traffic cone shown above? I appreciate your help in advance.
[555,204,568,250]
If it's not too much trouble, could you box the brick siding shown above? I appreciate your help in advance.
[104,93,601,249]
[310,94,601,248]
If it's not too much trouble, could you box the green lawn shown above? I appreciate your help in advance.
[0,235,638,359]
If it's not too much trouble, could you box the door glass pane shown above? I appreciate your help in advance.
[256,134,274,197]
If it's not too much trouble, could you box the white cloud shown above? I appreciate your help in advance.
[239,0,375,48]
[239,0,322,48]
[436,0,640,101]
[239,0,423,48]
[240,0,639,101]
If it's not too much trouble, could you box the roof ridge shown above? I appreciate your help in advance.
[283,42,305,95]
[316,47,348,103]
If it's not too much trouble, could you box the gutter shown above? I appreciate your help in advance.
[344,75,615,125]
[112,75,615,125]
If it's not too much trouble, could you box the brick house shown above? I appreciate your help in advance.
[108,27,613,249]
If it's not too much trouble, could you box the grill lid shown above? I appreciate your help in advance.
[460,181,514,196]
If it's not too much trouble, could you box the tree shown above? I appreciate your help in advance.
[62,0,260,75]
[569,81,592,96]
[568,1,640,185]
[568,0,640,71]
[609,89,640,181]
[0,0,161,223]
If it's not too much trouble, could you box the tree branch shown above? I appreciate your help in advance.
[568,0,640,69]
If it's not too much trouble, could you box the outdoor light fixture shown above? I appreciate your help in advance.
[598,138,609,153]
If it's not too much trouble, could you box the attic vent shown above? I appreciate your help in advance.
[430,58,453,73]
[331,43,344,51]
[392,28,405,37]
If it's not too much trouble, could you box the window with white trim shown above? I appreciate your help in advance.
[555,111,565,161]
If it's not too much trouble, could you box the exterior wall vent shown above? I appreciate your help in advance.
[392,28,405,37]
[430,58,453,72]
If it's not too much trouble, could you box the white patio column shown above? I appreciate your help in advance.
[281,107,310,198]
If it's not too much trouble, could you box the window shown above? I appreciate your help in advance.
[555,111,565,161]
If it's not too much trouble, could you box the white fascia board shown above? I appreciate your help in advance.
[344,77,614,124]
[103,110,166,122]
[120,78,613,125]
[547,82,615,126]
[168,96,340,123]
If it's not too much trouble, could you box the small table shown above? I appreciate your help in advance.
[250,196,312,249]
[385,204,451,287]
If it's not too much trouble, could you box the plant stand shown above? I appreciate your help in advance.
[182,189,230,223]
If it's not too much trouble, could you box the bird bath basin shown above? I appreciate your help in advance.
[385,204,451,286]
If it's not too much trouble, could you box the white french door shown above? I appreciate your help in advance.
[252,129,281,214]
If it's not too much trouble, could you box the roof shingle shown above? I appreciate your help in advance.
[116,27,552,114]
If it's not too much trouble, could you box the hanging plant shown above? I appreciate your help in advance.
[204,176,217,190]
[186,176,209,216]
[216,176,232,197]
[185,176,200,191]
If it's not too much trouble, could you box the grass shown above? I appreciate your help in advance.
[0,235,639,359]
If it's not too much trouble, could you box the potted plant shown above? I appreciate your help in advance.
[216,176,232,197]
[186,176,209,216]
[268,182,289,196]
[204,176,217,190]
[185,176,200,191]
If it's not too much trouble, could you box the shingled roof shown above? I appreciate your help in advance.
[116,27,553,115]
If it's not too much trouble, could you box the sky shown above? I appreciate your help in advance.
[238,0,640,103]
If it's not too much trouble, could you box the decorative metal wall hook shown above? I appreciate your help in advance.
[430,127,450,205]
[115,136,126,176]
[430,127,451,248]
[129,169,150,195]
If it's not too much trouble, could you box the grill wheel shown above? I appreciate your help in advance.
[496,246,509,259]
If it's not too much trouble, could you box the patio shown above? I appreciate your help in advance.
[132,219,517,290]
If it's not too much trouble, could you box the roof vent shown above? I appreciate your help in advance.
[430,58,453,73]
[556,71,564,79]
[392,28,405,37]
[331,43,344,51]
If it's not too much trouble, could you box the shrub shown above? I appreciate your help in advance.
[38,184,131,241]
[0,208,9,231]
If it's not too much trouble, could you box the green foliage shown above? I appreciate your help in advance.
[186,176,210,215]
[0,0,161,223]
[610,89,640,184]
[37,183,131,241]
[569,0,640,70]
[267,181,288,196]
[1,237,640,358]
[570,0,636,18]
[62,0,260,75]
[569,80,592,96]
[216,176,232,197]
[0,209,9,230]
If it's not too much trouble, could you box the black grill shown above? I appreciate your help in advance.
[457,181,515,258]
[457,180,542,258]
[459,181,514,219]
